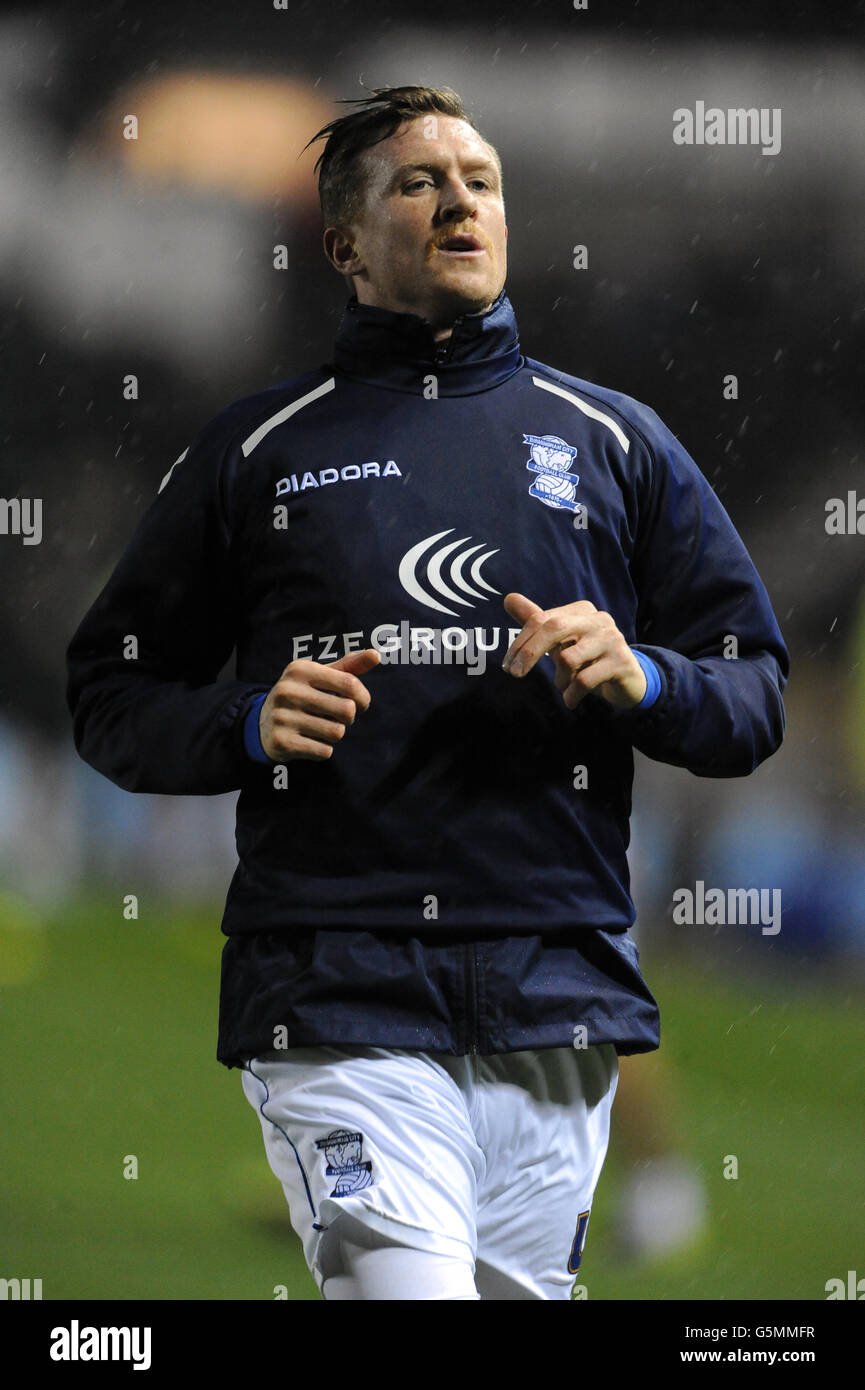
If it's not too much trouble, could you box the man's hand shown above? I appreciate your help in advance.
[502,593,647,710]
[258,649,380,761]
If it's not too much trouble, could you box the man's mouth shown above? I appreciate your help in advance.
[436,233,486,257]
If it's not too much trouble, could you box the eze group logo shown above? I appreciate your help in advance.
[398,529,501,617]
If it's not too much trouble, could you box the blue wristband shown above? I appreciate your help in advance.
[243,693,271,763]
[630,650,661,709]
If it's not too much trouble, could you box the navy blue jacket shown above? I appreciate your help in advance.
[66,290,789,1066]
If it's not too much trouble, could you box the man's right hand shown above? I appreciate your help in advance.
[258,649,381,762]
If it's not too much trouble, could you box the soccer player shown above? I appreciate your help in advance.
[66,85,789,1301]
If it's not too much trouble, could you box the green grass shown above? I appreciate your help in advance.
[588,950,865,1300]
[1,894,862,1300]
[0,893,317,1301]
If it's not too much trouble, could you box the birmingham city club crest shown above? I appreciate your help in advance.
[524,433,581,514]
[314,1129,373,1197]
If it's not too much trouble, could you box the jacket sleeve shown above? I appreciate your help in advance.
[66,416,270,794]
[598,405,789,777]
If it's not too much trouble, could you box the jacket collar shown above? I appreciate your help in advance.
[331,288,522,395]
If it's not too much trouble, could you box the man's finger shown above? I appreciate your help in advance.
[562,655,624,709]
[331,648,381,676]
[274,686,361,725]
[503,591,544,625]
[502,592,549,671]
[306,650,380,710]
[504,612,595,676]
[550,632,610,687]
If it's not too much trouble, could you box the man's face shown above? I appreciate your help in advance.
[325,115,508,332]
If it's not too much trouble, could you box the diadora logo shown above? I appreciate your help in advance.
[398,529,501,617]
[275,459,402,496]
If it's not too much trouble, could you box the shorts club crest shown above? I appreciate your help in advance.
[315,1128,374,1197]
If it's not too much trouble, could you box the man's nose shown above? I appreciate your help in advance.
[437,178,478,220]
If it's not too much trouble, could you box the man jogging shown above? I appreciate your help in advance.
[66,84,788,1300]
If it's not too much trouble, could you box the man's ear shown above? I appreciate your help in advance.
[323,225,363,279]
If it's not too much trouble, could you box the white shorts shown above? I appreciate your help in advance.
[241,1042,618,1300]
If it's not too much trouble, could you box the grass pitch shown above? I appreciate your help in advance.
[1,893,861,1300]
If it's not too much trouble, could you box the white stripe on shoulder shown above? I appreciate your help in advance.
[531,375,630,454]
[241,377,336,457]
[158,446,189,494]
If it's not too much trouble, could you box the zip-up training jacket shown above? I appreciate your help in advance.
[66,289,789,1067]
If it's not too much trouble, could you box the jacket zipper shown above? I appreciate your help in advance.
[434,316,465,366]
[465,942,480,1055]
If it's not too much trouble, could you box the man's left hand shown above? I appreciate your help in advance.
[502,592,647,710]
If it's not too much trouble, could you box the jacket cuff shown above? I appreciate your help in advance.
[242,692,271,764]
[630,649,662,709]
